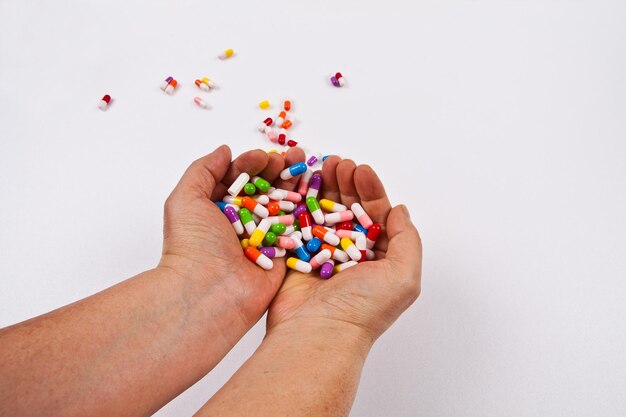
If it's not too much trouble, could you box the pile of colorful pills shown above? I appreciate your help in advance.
[257,99,302,151]
[217,164,381,277]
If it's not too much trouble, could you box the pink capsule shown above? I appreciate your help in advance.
[309,249,332,270]
[267,214,295,226]
[265,126,277,143]
[335,230,366,241]
[325,210,354,225]
[194,97,210,109]
[297,169,313,196]
[276,236,296,250]
[351,202,373,229]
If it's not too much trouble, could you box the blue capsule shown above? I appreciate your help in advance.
[306,237,322,253]
[354,224,368,234]
[215,201,228,212]
[280,162,308,180]
[294,245,311,262]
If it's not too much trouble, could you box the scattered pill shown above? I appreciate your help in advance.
[334,260,358,273]
[259,100,270,109]
[201,77,216,89]
[224,206,244,235]
[195,80,210,91]
[98,94,111,110]
[306,174,322,199]
[335,72,346,87]
[160,76,173,91]
[341,237,362,262]
[366,223,381,249]
[219,49,235,59]
[194,97,210,109]
[258,118,273,132]
[283,99,292,111]
[306,197,325,224]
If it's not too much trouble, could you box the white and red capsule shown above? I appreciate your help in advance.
[98,95,111,110]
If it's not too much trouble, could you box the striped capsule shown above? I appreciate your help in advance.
[251,176,271,193]
[341,237,362,261]
[321,243,350,263]
[299,212,313,241]
[297,169,313,196]
[244,246,273,270]
[258,118,273,132]
[98,94,111,110]
[249,219,272,247]
[218,48,234,59]
[195,79,210,91]
[260,247,286,258]
[312,225,341,246]
[319,199,347,213]
[238,208,257,235]
[355,233,367,263]
[309,249,332,270]
[335,260,358,273]
[224,206,244,235]
[194,97,210,109]
[320,259,335,279]
[286,257,312,273]
[165,79,178,94]
[351,203,373,229]
[276,235,296,250]
[366,223,381,249]
[290,234,311,262]
[160,76,173,90]
[325,210,354,225]
[228,173,250,196]
[306,197,325,224]
[242,196,269,218]
[276,111,287,127]
[280,162,307,180]
[306,173,322,199]
[306,237,322,253]
[222,195,243,206]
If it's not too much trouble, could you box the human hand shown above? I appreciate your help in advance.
[266,155,422,343]
[159,145,303,322]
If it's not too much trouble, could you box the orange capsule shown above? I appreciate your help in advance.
[283,100,291,111]
[281,119,293,129]
[267,201,281,216]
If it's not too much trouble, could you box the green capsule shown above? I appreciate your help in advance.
[278,210,286,216]
[270,222,287,235]
[306,196,320,213]
[244,183,257,195]
[239,208,254,225]
[292,219,301,232]
[253,176,271,193]
[263,231,277,246]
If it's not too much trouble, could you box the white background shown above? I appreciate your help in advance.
[1,1,625,416]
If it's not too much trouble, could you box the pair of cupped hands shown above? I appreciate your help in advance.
[159,145,422,343]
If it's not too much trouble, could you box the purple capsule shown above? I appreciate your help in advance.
[224,206,239,223]
[330,76,340,87]
[309,173,322,191]
[260,247,278,258]
[307,155,319,166]
[320,261,335,279]
[293,203,308,218]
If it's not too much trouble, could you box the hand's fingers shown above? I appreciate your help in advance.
[321,155,342,202]
[258,152,286,184]
[354,164,392,252]
[171,145,232,201]
[384,205,422,278]
[210,149,270,200]
[272,147,306,191]
[336,159,359,208]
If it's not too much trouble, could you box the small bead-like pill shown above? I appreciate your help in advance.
[239,208,257,236]
[164,79,178,94]
[325,210,354,225]
[297,169,313,196]
[251,176,271,193]
[194,97,210,109]
[244,183,256,195]
[306,174,322,199]
[313,225,341,246]
[280,162,307,180]
[219,48,234,59]
[195,79,210,91]
[228,173,250,197]
[267,201,281,216]
[242,196,269,218]
[321,243,350,263]
[334,260,358,273]
[283,99,291,111]
[249,219,272,247]
[260,246,286,258]
[351,202,373,229]
[341,237,362,261]
[244,246,273,270]
[98,94,111,110]
[366,223,381,249]
[286,257,312,273]
[319,199,347,213]
[306,237,322,253]
[160,76,173,91]
[306,197,325,224]
[259,100,270,109]
[320,259,335,279]
[299,212,313,241]
[224,206,244,235]
[309,249,332,269]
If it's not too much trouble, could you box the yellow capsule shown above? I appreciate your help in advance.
[259,100,270,110]
[319,199,348,213]
[268,149,278,154]
[286,257,312,273]
[219,49,234,59]
[223,196,243,206]
[334,260,358,273]
[240,239,249,249]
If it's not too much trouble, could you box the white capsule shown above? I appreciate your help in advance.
[251,203,269,219]
[267,187,287,200]
[331,248,350,263]
[310,208,325,225]
[272,247,287,257]
[278,200,295,212]
[345,245,362,262]
[228,173,250,197]
[254,195,270,205]
[297,168,313,196]
[256,253,274,271]
[301,225,313,241]
[282,225,296,235]
[306,186,319,199]
[243,219,257,236]
[194,97,210,109]
[289,231,303,241]
[355,234,367,251]
[232,219,244,235]
[350,203,374,229]
[309,249,332,269]
[335,230,365,241]
[335,260,358,273]
[165,83,177,95]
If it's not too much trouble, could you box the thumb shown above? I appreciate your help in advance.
[172,145,232,200]
[385,205,422,271]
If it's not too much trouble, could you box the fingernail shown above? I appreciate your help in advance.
[399,204,411,219]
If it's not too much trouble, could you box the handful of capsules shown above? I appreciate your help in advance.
[216,162,381,278]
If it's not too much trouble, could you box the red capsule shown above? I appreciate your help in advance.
[278,133,286,145]
[298,212,312,229]
[336,221,354,231]
[263,117,273,126]
[287,140,298,147]
[335,72,343,80]
[284,100,291,111]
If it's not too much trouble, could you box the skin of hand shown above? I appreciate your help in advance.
[266,153,423,343]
